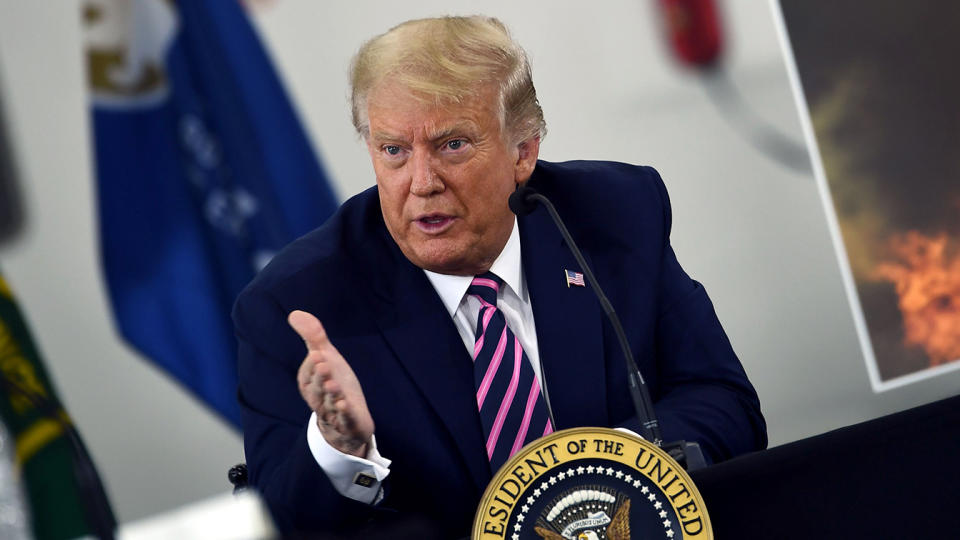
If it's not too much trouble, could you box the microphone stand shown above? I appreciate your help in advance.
[510,185,706,471]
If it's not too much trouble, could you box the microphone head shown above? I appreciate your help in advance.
[509,184,539,216]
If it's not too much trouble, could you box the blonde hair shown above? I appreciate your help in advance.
[350,16,546,143]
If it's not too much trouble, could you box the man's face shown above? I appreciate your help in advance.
[365,81,539,276]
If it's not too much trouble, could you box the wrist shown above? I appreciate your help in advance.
[338,439,369,458]
[321,430,370,458]
[314,413,372,457]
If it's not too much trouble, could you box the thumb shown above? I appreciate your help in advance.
[288,310,328,351]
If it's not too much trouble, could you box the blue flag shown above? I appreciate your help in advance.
[85,0,337,427]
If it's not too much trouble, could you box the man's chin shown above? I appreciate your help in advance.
[407,249,482,277]
[416,259,478,277]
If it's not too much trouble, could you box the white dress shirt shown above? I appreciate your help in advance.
[305,218,545,504]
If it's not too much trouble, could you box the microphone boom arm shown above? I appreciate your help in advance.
[525,192,664,446]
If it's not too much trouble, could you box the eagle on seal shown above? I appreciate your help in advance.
[534,499,631,540]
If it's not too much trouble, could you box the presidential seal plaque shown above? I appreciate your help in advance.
[473,428,712,540]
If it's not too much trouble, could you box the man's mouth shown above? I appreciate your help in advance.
[415,214,455,233]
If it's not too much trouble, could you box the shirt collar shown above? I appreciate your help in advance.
[424,217,524,317]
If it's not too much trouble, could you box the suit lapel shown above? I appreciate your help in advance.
[368,231,491,491]
[519,205,609,430]
[363,187,609,489]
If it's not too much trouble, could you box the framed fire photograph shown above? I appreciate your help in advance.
[776,0,960,390]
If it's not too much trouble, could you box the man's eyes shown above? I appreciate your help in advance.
[379,139,468,158]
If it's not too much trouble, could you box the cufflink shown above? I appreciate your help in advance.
[353,472,376,488]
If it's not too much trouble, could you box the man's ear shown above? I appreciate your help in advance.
[514,136,541,184]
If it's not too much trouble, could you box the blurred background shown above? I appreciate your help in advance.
[0,0,956,532]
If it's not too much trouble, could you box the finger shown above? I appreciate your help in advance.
[316,391,353,432]
[333,397,352,416]
[297,368,320,398]
[321,385,341,417]
[304,349,326,366]
[322,402,336,416]
[336,406,358,433]
[301,375,326,411]
[310,370,331,400]
[301,356,330,392]
[321,377,341,395]
[287,310,329,352]
[297,356,317,388]
[304,364,333,402]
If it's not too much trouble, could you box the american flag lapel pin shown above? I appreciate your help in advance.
[565,269,585,288]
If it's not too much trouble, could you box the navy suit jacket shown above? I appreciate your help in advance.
[233,160,767,537]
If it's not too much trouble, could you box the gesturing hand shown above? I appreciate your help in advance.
[288,310,375,458]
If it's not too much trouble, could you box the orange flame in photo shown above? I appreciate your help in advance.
[874,232,960,366]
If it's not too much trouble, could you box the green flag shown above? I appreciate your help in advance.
[0,272,115,539]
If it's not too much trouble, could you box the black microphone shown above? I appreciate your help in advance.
[509,184,662,444]
[510,183,707,470]
[508,183,539,216]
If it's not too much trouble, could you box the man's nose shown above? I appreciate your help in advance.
[409,152,444,196]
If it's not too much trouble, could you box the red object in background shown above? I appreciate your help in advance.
[659,0,724,66]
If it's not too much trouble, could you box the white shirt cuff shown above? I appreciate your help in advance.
[306,412,391,504]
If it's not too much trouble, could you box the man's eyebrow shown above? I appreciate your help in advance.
[369,131,406,143]
[427,122,478,142]
[369,122,478,144]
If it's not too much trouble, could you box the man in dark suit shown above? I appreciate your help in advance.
[233,15,766,538]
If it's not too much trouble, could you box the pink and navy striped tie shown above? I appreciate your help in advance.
[468,272,553,473]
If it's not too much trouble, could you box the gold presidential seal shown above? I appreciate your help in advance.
[473,428,712,540]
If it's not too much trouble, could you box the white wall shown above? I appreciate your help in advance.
[0,0,956,525]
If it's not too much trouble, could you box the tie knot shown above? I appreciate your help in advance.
[467,272,502,306]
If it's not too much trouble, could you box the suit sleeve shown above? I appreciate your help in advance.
[631,169,767,463]
[232,285,398,535]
